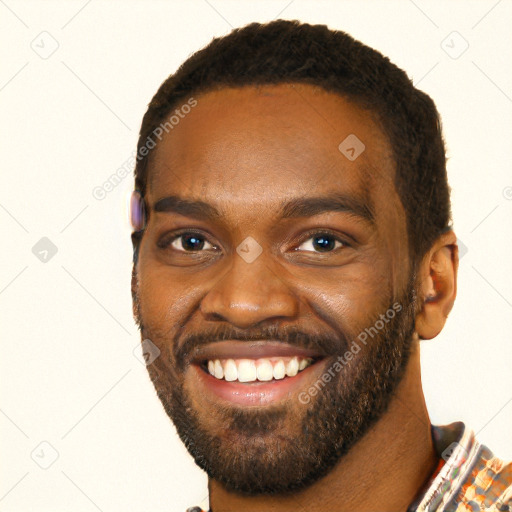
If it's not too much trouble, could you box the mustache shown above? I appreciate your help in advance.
[175,323,348,370]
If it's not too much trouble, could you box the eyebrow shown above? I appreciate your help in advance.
[152,193,375,224]
[280,193,374,223]
[153,195,221,220]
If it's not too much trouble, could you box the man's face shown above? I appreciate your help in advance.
[133,84,417,494]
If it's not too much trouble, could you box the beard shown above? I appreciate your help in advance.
[132,268,419,496]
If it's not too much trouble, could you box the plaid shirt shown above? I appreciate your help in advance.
[187,422,512,512]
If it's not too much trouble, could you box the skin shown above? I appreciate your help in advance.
[133,83,459,511]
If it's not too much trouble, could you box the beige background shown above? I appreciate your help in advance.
[1,0,511,511]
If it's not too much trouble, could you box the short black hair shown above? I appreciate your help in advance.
[133,19,452,267]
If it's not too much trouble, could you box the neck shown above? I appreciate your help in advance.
[208,341,437,512]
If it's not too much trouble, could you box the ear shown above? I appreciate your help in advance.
[415,230,459,340]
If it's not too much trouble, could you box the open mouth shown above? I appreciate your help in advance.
[189,341,327,406]
[199,356,318,383]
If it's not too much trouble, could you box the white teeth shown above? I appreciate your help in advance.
[272,360,286,380]
[206,356,314,382]
[214,359,224,379]
[238,359,257,382]
[224,359,238,381]
[256,360,274,381]
[286,357,299,377]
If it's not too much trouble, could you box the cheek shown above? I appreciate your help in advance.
[137,231,213,326]
[137,263,200,337]
[298,259,393,330]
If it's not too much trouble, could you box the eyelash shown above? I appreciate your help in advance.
[157,229,216,251]
[157,229,351,254]
[295,230,350,253]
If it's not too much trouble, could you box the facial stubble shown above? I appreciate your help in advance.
[132,270,418,496]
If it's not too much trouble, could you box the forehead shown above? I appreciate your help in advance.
[147,83,399,220]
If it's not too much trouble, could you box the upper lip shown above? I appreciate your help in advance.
[190,340,326,363]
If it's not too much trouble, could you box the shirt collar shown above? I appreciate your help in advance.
[408,421,479,512]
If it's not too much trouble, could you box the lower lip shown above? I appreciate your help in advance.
[191,361,326,406]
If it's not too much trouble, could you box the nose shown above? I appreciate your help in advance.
[199,251,300,329]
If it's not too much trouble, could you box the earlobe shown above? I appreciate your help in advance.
[415,230,459,340]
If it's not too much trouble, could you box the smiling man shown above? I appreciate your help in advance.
[130,20,512,512]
